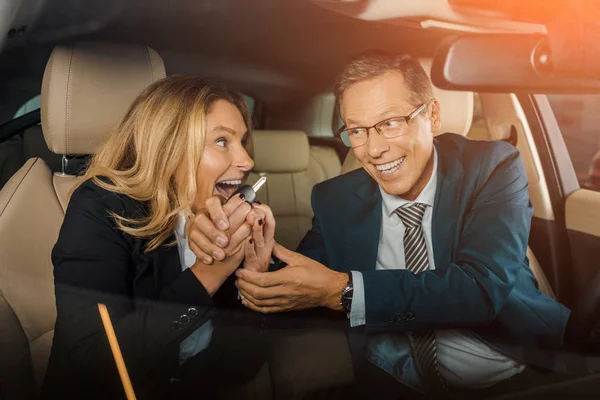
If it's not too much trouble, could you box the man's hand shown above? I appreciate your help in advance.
[243,203,276,273]
[189,195,265,264]
[235,243,348,313]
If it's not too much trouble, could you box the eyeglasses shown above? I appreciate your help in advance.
[337,103,428,148]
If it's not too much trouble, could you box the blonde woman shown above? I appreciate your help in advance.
[43,76,275,399]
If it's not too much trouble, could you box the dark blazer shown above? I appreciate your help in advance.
[42,180,265,399]
[296,133,571,372]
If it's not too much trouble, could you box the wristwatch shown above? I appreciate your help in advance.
[340,273,353,315]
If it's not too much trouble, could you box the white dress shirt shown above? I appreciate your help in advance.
[349,149,524,390]
[174,213,214,363]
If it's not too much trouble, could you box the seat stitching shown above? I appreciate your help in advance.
[0,160,57,342]
[0,291,33,346]
[64,44,75,155]
[47,51,56,151]
[0,159,38,217]
[0,175,45,344]
[28,329,54,343]
[51,176,68,214]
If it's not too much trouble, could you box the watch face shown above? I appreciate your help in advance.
[341,286,353,313]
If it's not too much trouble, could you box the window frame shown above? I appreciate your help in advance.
[517,94,580,306]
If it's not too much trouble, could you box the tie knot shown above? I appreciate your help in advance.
[395,203,427,228]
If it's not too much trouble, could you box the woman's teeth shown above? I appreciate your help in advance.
[215,179,243,199]
[218,179,242,185]
[376,157,405,174]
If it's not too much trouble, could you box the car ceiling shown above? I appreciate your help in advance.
[1,0,452,110]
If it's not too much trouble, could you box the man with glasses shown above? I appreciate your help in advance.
[207,52,569,397]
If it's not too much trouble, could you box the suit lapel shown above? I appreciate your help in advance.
[431,138,463,269]
[341,170,382,272]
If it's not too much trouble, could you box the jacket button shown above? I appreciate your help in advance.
[171,321,183,330]
[187,307,198,317]
[406,312,415,321]
[179,314,191,324]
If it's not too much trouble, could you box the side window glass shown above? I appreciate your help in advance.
[13,95,41,118]
[243,95,255,117]
[335,115,343,133]
[243,95,262,129]
[547,95,600,192]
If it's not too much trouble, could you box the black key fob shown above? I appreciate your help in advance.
[232,176,267,204]
[232,185,257,204]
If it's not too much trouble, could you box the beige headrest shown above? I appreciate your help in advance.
[41,42,166,155]
[252,130,310,173]
[419,58,473,137]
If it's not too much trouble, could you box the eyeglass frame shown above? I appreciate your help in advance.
[337,102,429,148]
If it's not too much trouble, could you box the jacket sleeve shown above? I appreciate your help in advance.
[295,187,330,265]
[360,147,533,330]
[45,183,215,397]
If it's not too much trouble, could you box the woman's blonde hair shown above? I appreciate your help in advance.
[79,75,252,252]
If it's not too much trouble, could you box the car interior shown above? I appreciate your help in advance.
[1,0,600,399]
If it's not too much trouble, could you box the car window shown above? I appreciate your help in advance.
[13,94,41,118]
[547,95,600,192]
[244,95,255,117]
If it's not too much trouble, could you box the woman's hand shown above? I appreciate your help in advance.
[190,244,245,297]
[243,203,276,273]
[188,199,274,295]
[189,194,263,264]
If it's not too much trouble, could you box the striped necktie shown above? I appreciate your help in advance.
[395,203,449,396]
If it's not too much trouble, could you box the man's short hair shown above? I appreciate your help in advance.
[334,51,434,113]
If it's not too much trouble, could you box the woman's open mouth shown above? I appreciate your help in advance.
[214,179,243,200]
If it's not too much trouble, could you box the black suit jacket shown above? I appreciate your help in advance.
[42,179,265,399]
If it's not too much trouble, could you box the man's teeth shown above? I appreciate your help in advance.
[218,179,242,185]
[376,157,405,173]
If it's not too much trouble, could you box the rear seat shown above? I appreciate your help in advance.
[247,130,340,250]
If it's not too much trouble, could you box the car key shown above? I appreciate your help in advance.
[232,176,267,204]
[234,176,267,302]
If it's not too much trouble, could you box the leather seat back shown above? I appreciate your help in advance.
[0,42,165,399]
[247,130,341,249]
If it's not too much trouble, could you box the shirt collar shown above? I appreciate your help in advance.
[174,211,187,237]
[379,147,438,217]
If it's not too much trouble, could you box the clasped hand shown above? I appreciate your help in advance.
[189,194,275,273]
[188,194,347,312]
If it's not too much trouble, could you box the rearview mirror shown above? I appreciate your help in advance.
[431,34,600,94]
